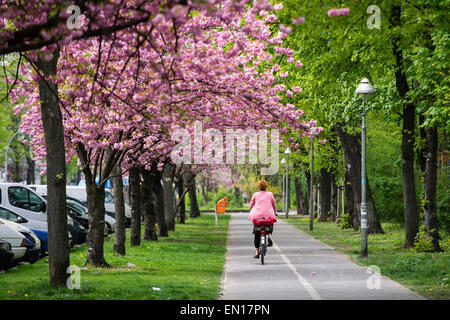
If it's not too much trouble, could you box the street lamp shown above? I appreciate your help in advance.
[309,134,315,231]
[284,147,291,219]
[3,130,20,182]
[355,78,374,258]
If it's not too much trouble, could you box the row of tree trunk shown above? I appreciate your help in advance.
[120,163,200,250]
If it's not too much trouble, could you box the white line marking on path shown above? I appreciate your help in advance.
[273,242,322,300]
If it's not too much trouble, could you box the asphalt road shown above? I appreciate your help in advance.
[220,212,424,300]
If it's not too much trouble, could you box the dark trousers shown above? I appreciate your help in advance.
[253,225,273,248]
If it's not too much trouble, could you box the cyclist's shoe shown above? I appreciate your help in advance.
[268,238,273,247]
[254,251,260,259]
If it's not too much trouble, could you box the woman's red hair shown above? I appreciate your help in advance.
[257,179,268,191]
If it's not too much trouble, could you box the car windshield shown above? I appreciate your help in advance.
[67,199,88,215]
[0,206,22,223]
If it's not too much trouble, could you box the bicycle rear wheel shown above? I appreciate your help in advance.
[260,244,265,264]
[260,234,266,265]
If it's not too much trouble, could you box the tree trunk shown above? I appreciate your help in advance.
[305,170,311,204]
[318,168,331,222]
[185,168,200,218]
[294,175,308,215]
[418,113,427,173]
[112,163,126,255]
[336,124,383,234]
[151,165,169,237]
[162,163,175,231]
[402,103,419,247]
[26,153,35,185]
[85,178,109,267]
[344,170,356,230]
[129,166,141,246]
[390,4,419,247]
[37,49,70,287]
[141,168,158,241]
[330,174,338,222]
[423,125,442,251]
[176,176,186,224]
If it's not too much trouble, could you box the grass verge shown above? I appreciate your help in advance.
[0,214,230,300]
[283,216,450,300]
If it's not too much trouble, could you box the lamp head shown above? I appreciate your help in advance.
[355,78,374,96]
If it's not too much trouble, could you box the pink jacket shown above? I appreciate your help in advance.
[248,191,277,220]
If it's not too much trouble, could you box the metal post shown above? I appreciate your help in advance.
[361,96,368,258]
[337,186,341,220]
[282,171,285,214]
[309,136,314,231]
[285,158,289,219]
[3,146,8,182]
[317,183,320,216]
[3,130,20,182]
[215,205,218,226]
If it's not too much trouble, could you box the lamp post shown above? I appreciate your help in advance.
[309,134,315,231]
[284,147,291,219]
[3,130,20,182]
[355,78,374,258]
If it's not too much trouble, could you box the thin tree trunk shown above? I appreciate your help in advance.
[36,49,70,287]
[176,176,186,224]
[318,168,331,222]
[294,175,308,215]
[162,163,175,231]
[390,4,419,247]
[26,153,35,185]
[402,103,419,247]
[336,124,383,233]
[344,171,356,230]
[185,168,200,218]
[305,170,311,204]
[330,174,338,222]
[112,162,125,255]
[129,166,141,246]
[423,125,442,251]
[141,168,158,241]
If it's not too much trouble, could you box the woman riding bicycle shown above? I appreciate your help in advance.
[248,179,277,258]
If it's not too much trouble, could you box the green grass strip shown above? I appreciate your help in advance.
[0,214,230,300]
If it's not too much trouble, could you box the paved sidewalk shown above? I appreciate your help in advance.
[221,212,424,300]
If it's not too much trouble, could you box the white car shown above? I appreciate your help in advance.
[0,218,41,263]
[0,219,27,261]
[0,183,48,230]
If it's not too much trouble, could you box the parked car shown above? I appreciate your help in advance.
[66,196,113,235]
[0,218,41,264]
[0,239,14,270]
[0,183,48,230]
[0,218,27,262]
[67,215,88,246]
[0,205,77,255]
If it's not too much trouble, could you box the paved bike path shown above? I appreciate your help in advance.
[220,212,424,300]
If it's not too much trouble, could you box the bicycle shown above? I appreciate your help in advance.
[252,217,277,265]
